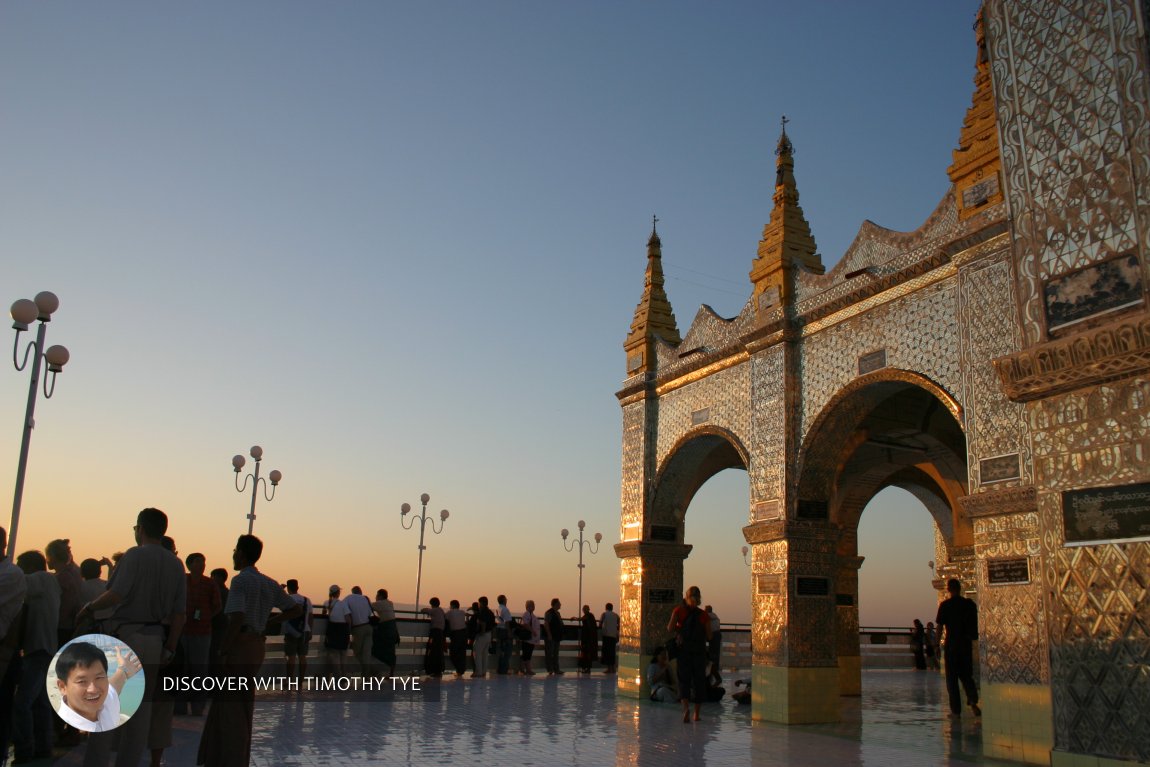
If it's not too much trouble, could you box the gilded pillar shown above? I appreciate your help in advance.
[614,541,692,699]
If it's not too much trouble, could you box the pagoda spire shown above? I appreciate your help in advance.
[948,6,1002,219]
[749,117,823,309]
[625,216,681,375]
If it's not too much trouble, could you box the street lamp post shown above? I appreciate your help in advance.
[8,292,70,554]
[399,493,449,613]
[742,545,751,566]
[232,445,282,535]
[561,520,602,610]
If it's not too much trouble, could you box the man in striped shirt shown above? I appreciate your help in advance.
[197,535,299,767]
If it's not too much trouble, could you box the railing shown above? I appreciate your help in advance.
[262,616,920,674]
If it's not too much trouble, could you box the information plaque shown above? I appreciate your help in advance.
[987,557,1030,585]
[1062,482,1150,546]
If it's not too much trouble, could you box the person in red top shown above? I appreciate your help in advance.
[666,585,711,723]
[181,552,221,716]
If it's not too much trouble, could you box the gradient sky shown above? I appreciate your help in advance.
[2,1,980,627]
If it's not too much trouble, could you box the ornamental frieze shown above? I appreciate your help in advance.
[993,315,1150,402]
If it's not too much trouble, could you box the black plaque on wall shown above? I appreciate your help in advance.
[649,525,677,542]
[797,500,828,520]
[987,558,1030,585]
[648,588,677,604]
[1044,253,1143,332]
[835,593,854,606]
[1062,482,1150,546]
[795,577,830,597]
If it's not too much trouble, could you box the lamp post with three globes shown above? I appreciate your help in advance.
[8,291,70,554]
[400,493,450,614]
[561,520,602,612]
[232,445,282,535]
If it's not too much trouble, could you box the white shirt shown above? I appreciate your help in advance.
[600,610,619,639]
[284,593,312,636]
[327,599,349,623]
[344,593,373,627]
[57,684,122,732]
[522,611,542,645]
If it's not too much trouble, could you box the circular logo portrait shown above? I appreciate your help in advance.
[47,634,143,732]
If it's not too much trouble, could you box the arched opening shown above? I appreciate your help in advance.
[649,429,749,536]
[794,371,972,698]
[645,428,751,670]
[857,486,940,629]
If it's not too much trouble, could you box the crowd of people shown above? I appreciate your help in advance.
[0,512,639,767]
[311,591,622,680]
[0,512,301,767]
[1,515,984,766]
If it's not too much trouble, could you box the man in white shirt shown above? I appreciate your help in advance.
[600,603,620,674]
[495,594,513,674]
[283,579,313,682]
[344,587,374,675]
[54,642,141,733]
[324,587,349,673]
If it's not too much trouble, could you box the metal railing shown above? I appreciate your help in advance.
[261,616,921,673]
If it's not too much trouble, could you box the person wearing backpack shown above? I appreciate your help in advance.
[666,585,712,722]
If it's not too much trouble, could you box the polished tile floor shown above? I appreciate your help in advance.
[49,670,1010,766]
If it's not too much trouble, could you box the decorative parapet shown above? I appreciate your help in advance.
[959,485,1037,518]
[992,314,1150,402]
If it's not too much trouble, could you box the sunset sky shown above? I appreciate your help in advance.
[2,1,979,627]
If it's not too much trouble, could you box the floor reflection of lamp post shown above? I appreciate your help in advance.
[232,445,282,535]
[8,292,70,554]
[561,520,601,610]
[400,493,449,614]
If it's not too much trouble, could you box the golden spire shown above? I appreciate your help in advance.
[749,117,823,308]
[625,215,681,375]
[948,7,1002,219]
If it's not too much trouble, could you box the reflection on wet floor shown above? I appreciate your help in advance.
[244,669,1011,767]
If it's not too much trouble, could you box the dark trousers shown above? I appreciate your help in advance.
[944,643,979,714]
[425,628,445,676]
[496,629,512,674]
[0,652,21,764]
[544,640,561,674]
[601,636,618,669]
[448,629,468,674]
[197,633,264,767]
[677,651,708,704]
[12,650,52,759]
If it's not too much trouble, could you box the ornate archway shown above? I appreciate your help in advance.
[615,7,1150,764]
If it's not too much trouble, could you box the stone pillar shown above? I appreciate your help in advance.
[836,554,864,697]
[614,541,692,699]
[744,519,841,723]
[963,486,1053,764]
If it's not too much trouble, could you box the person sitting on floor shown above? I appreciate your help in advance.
[647,647,677,702]
[732,678,751,705]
